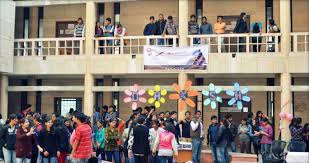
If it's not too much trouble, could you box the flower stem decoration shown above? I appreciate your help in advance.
[123,84,146,110]
[169,80,199,111]
[148,85,167,108]
[226,82,251,109]
[202,83,223,109]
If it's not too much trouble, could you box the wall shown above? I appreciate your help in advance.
[43,4,86,37]
[292,0,309,32]
[294,77,309,124]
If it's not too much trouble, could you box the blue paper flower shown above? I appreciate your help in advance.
[226,83,251,109]
[202,83,223,109]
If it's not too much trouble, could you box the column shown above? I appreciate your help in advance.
[103,75,113,106]
[1,74,8,120]
[178,72,188,120]
[279,0,292,142]
[28,78,36,110]
[29,7,38,38]
[178,0,189,46]
[83,1,96,116]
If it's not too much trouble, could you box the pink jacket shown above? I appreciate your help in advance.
[159,131,175,150]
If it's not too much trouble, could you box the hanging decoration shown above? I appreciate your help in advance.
[169,80,199,111]
[279,112,293,121]
[226,82,251,109]
[202,83,223,109]
[123,84,146,110]
[148,85,167,108]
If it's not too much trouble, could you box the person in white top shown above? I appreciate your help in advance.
[190,111,204,163]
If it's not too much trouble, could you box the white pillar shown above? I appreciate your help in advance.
[178,0,189,46]
[83,1,96,116]
[1,74,8,120]
[279,0,292,142]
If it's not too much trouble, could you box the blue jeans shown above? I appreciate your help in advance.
[106,151,120,163]
[73,158,88,163]
[210,142,218,163]
[2,147,16,163]
[158,156,173,163]
[43,157,57,163]
[16,158,31,163]
[261,144,271,161]
[228,141,236,152]
[192,139,202,163]
[157,38,164,45]
[216,145,230,163]
[125,156,135,163]
[37,151,42,163]
[150,153,159,163]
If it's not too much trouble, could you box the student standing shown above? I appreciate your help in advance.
[233,12,248,52]
[180,111,191,139]
[250,119,262,161]
[144,16,157,45]
[95,120,106,161]
[70,111,93,163]
[105,119,121,163]
[54,119,70,163]
[225,114,237,152]
[214,16,226,52]
[190,111,204,163]
[207,116,219,163]
[260,118,273,161]
[15,118,35,163]
[155,14,167,45]
[303,119,309,152]
[103,18,115,54]
[188,15,200,45]
[152,124,178,163]
[267,19,280,52]
[38,117,59,163]
[216,118,230,163]
[238,118,251,153]
[128,116,151,163]
[0,114,18,163]
[162,16,177,46]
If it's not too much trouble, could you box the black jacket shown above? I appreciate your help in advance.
[0,124,18,150]
[55,126,70,152]
[155,20,167,35]
[180,119,191,138]
[233,18,248,33]
[132,125,150,155]
[38,129,58,158]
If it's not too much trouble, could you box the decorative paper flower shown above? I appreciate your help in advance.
[202,83,223,109]
[148,85,167,108]
[169,80,199,111]
[226,82,251,109]
[123,84,146,110]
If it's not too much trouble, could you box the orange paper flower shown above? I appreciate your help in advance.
[169,80,199,111]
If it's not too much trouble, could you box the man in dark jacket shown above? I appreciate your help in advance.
[0,114,18,163]
[233,12,248,52]
[180,111,191,138]
[225,114,237,152]
[155,13,167,45]
[127,116,151,163]
[170,111,181,144]
[207,115,219,163]
[143,16,156,45]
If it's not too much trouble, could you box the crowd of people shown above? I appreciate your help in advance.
[73,12,280,54]
[0,104,308,163]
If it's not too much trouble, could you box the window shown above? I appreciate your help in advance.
[54,97,82,116]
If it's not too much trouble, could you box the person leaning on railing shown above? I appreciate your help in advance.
[95,22,104,54]
[162,16,177,46]
[267,19,280,52]
[143,16,157,45]
[188,15,200,45]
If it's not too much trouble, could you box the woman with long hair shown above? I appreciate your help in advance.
[152,123,178,163]
[38,117,59,163]
[260,118,273,161]
[95,120,106,161]
[54,118,70,163]
[249,119,262,160]
[15,118,35,163]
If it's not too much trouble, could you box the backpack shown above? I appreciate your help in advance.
[88,156,98,163]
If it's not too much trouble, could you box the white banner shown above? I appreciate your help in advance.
[143,45,209,70]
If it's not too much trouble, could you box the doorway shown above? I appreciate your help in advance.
[54,97,82,116]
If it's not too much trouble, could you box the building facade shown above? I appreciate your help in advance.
[0,0,308,141]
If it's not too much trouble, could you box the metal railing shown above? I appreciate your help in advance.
[93,35,178,55]
[14,37,85,56]
[188,33,282,53]
[291,32,309,53]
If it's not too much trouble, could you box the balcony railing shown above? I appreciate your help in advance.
[93,35,178,55]
[13,32,308,56]
[188,33,282,53]
[291,32,309,53]
[14,37,85,56]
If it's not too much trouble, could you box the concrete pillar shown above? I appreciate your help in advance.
[1,74,8,120]
[279,0,292,142]
[178,0,189,46]
[29,7,38,38]
[83,1,96,116]
[28,78,36,110]
[178,72,188,120]
[103,75,113,106]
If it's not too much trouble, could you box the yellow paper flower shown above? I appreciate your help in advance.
[148,85,167,108]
